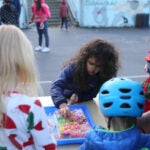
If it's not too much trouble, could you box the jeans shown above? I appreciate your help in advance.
[36,20,49,47]
[61,17,68,29]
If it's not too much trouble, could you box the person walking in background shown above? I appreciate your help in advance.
[0,0,19,26]
[30,0,51,52]
[79,77,150,150]
[50,38,119,118]
[0,25,56,149]
[59,0,69,30]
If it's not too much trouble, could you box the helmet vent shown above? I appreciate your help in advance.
[120,103,130,108]
[138,103,144,109]
[104,102,113,108]
[119,88,131,93]
[140,91,144,96]
[120,96,131,99]
[101,90,109,94]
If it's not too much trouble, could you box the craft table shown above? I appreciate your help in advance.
[39,96,106,150]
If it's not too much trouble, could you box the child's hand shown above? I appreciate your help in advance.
[59,103,71,118]
[28,20,32,23]
[39,22,44,29]
[70,93,78,104]
[144,64,148,73]
[40,22,43,27]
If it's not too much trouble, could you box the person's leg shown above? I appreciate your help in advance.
[64,17,68,29]
[42,21,50,52]
[43,21,49,47]
[61,18,63,28]
[36,22,43,46]
[35,22,43,51]
[62,17,65,28]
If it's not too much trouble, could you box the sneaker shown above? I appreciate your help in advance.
[42,47,50,52]
[35,46,42,51]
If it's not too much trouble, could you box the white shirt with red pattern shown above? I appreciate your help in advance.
[0,92,56,150]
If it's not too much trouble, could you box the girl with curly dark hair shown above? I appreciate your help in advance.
[50,38,120,118]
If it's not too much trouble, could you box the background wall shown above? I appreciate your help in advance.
[67,0,150,27]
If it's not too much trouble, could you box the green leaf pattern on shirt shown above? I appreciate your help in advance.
[27,111,34,132]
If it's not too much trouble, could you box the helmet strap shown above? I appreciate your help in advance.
[107,117,112,129]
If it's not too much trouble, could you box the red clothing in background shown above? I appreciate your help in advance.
[59,0,69,18]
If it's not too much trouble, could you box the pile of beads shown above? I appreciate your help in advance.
[47,108,92,139]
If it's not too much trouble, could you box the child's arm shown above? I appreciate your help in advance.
[50,64,75,118]
[137,111,150,133]
[50,64,74,108]
[39,12,45,27]
[29,14,35,23]
[39,4,48,27]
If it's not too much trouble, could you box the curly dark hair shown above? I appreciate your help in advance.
[63,38,120,91]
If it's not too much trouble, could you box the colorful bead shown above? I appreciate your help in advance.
[48,108,92,139]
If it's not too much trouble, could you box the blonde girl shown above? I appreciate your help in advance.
[0,25,56,149]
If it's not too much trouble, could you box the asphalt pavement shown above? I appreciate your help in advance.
[23,25,150,96]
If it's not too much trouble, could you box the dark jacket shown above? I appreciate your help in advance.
[50,62,101,108]
[10,0,21,17]
[0,2,18,25]
[79,125,150,150]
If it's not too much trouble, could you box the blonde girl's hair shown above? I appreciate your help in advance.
[0,25,40,98]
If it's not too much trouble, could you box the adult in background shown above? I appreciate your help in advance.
[10,0,21,26]
[0,0,19,26]
[11,0,21,15]
[10,0,21,27]
[59,0,69,30]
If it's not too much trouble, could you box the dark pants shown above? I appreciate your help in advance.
[36,20,49,47]
[61,17,68,29]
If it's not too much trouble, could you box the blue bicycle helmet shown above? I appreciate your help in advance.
[99,77,145,117]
